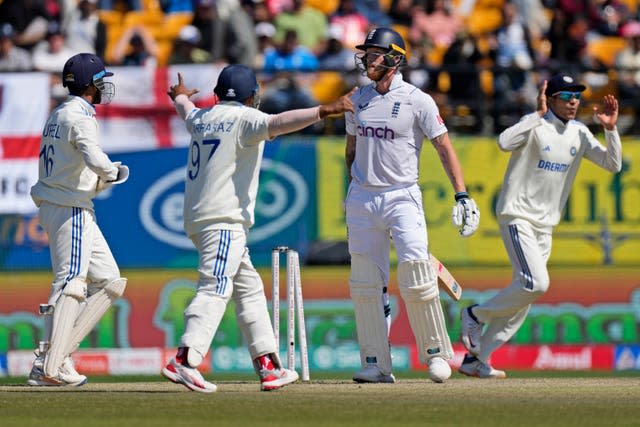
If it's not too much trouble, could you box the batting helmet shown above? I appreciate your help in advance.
[62,53,113,90]
[356,27,406,56]
[214,64,259,103]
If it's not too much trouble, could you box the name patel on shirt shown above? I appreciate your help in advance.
[537,159,569,172]
[42,122,62,139]
[193,121,234,134]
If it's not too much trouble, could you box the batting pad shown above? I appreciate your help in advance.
[44,278,87,376]
[64,278,127,356]
[349,254,392,374]
[398,260,454,362]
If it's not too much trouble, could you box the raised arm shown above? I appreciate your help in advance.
[167,72,199,120]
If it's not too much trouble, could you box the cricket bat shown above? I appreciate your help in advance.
[429,254,462,301]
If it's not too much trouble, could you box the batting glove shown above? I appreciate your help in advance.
[451,192,480,237]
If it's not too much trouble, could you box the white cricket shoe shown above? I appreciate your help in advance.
[162,358,217,393]
[27,350,87,387]
[59,356,88,385]
[352,364,396,384]
[254,354,299,391]
[458,354,506,379]
[460,305,483,356]
[427,356,451,383]
[259,367,299,391]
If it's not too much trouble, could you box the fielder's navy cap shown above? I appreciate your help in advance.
[545,74,586,96]
[62,53,113,88]
[214,64,258,102]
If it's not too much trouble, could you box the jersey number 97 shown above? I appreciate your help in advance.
[188,138,220,180]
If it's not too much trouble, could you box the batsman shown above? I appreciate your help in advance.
[28,53,128,386]
[344,27,480,383]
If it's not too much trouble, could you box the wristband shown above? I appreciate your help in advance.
[454,191,469,202]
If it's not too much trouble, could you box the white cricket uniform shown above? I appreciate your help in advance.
[474,110,622,362]
[30,95,121,302]
[344,73,447,283]
[178,101,278,360]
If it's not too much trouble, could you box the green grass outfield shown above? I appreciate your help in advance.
[1,372,639,427]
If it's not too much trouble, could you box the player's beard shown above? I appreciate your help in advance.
[367,65,387,82]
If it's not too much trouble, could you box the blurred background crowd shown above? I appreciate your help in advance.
[2,0,640,135]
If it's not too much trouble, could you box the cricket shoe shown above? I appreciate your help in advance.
[259,367,299,391]
[352,364,396,384]
[27,351,87,387]
[460,304,483,356]
[255,355,299,391]
[162,358,217,393]
[427,357,451,383]
[458,354,506,379]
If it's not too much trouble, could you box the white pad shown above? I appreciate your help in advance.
[180,292,228,360]
[64,278,127,355]
[44,278,87,376]
[349,254,392,374]
[398,260,454,362]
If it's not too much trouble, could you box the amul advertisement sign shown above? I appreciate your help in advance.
[1,268,638,373]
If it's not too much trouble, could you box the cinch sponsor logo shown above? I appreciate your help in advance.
[357,125,395,139]
[537,159,569,172]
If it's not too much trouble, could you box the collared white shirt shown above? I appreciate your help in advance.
[345,73,447,188]
[496,110,622,231]
[31,96,117,210]
[182,101,271,236]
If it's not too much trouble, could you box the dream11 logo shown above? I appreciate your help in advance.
[138,158,309,249]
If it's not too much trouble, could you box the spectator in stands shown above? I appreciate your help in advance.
[111,25,158,67]
[615,20,640,130]
[353,0,392,26]
[62,0,106,59]
[510,0,549,43]
[0,0,54,50]
[387,0,414,28]
[273,0,328,54]
[168,25,212,64]
[329,0,369,50]
[254,21,277,69]
[318,24,357,71]
[547,3,592,71]
[263,29,319,74]
[0,22,34,72]
[441,30,489,133]
[489,1,537,132]
[32,21,79,73]
[261,29,319,117]
[98,0,141,11]
[589,0,631,37]
[191,0,215,53]
[409,0,462,52]
[198,0,258,66]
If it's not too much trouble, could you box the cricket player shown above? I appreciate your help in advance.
[161,65,354,392]
[28,53,129,386]
[345,27,480,384]
[460,74,622,378]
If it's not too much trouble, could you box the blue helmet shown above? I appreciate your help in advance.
[214,64,259,102]
[356,27,406,56]
[62,53,113,89]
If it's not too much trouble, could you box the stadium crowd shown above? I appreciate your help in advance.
[2,0,640,134]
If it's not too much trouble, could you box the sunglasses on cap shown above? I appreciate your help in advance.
[553,91,582,101]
